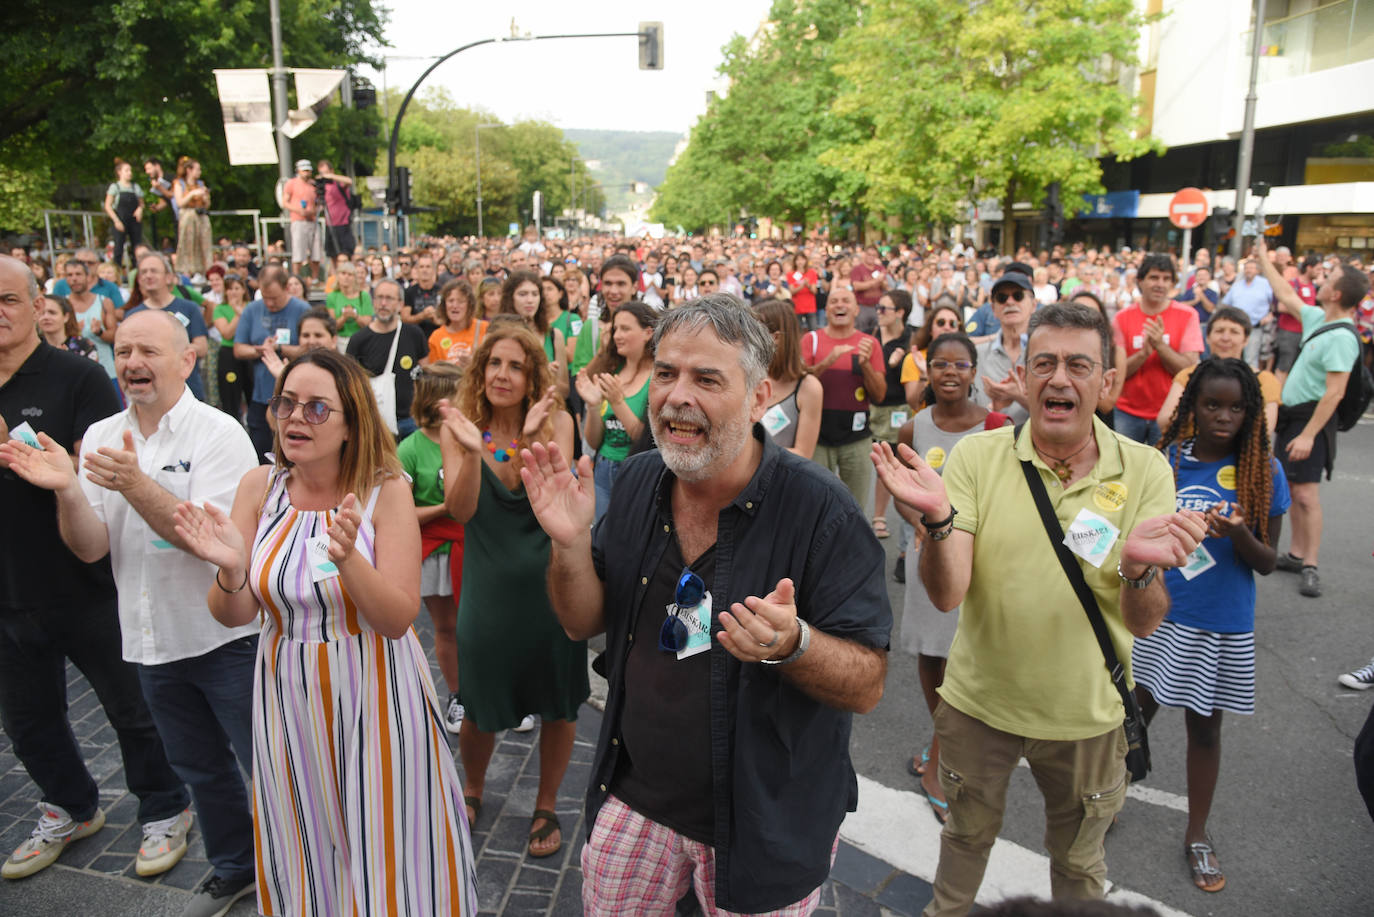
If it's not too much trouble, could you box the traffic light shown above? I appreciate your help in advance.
[1046,181,1064,246]
[1210,206,1234,237]
[388,167,412,214]
[639,22,663,70]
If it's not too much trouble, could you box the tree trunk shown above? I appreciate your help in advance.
[1000,178,1017,256]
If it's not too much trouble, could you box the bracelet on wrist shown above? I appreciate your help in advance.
[921,506,957,530]
[216,568,249,594]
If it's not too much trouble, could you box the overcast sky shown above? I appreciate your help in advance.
[356,0,775,136]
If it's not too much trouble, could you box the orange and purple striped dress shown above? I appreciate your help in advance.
[248,469,476,915]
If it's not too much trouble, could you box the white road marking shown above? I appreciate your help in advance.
[840,775,1196,917]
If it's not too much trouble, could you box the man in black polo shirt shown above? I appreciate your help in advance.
[523,294,891,915]
[0,255,188,880]
[349,278,427,440]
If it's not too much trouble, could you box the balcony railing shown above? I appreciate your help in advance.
[1242,0,1374,82]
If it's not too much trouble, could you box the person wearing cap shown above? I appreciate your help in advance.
[280,160,322,284]
[970,272,1034,424]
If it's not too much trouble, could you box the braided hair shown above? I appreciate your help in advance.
[1157,357,1273,543]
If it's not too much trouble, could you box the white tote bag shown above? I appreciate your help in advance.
[368,325,402,435]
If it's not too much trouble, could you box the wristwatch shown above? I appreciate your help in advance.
[761,618,810,666]
[1117,562,1158,590]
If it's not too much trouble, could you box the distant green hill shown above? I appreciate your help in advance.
[564,129,682,214]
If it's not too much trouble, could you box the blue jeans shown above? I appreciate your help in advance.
[0,598,187,826]
[1112,408,1160,446]
[593,454,623,524]
[138,636,257,881]
[247,400,273,462]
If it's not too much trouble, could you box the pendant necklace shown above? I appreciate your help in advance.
[1034,435,1094,485]
[482,430,519,463]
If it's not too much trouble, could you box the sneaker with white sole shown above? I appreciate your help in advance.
[512,714,536,733]
[182,872,256,917]
[444,694,465,734]
[2,803,105,879]
[1339,658,1374,691]
[137,807,193,876]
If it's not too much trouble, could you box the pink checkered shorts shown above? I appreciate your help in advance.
[581,794,834,916]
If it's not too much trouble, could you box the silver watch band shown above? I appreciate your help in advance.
[761,618,810,665]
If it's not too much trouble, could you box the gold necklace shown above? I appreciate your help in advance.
[1033,435,1094,485]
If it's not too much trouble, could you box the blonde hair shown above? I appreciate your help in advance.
[272,348,402,497]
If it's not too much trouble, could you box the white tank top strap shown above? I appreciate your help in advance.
[362,479,384,519]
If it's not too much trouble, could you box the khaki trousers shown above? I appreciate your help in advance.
[813,436,872,513]
[923,701,1128,917]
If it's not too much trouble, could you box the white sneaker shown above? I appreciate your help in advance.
[1339,658,1374,690]
[444,694,465,734]
[512,714,536,733]
[137,807,193,876]
[2,803,105,879]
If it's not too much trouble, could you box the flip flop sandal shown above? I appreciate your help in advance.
[923,785,950,825]
[1185,841,1226,893]
[528,809,562,859]
[464,795,482,828]
[872,517,891,538]
[906,745,930,778]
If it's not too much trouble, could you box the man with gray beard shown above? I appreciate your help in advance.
[522,294,891,916]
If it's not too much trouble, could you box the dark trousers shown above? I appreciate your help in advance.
[112,219,143,269]
[247,400,273,462]
[137,636,257,880]
[325,222,357,260]
[216,350,252,423]
[0,599,187,825]
[1357,701,1374,823]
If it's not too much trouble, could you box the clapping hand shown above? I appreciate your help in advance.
[595,373,625,406]
[870,442,950,521]
[0,432,77,490]
[260,344,285,379]
[172,501,246,571]
[982,370,1025,405]
[83,430,142,494]
[719,577,800,664]
[856,338,874,361]
[326,493,362,564]
[519,441,595,548]
[523,390,557,438]
[1142,317,1165,351]
[1205,502,1248,540]
[437,398,482,453]
[1121,510,1208,571]
[574,371,603,407]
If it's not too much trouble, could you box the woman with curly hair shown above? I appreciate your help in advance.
[438,321,585,859]
[1133,356,1290,895]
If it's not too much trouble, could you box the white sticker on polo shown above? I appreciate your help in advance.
[1062,508,1119,569]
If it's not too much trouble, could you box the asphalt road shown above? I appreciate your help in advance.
[848,416,1374,916]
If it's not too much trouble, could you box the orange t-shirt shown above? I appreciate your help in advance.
[428,321,488,365]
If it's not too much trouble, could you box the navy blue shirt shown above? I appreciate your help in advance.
[588,426,891,912]
[235,296,311,403]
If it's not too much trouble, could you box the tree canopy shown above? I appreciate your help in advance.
[0,0,386,233]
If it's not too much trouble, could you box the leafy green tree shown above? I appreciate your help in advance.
[652,0,868,234]
[825,0,1159,251]
[0,0,385,233]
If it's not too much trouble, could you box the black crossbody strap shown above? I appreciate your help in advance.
[1013,424,1132,699]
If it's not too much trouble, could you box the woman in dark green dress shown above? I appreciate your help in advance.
[439,319,586,860]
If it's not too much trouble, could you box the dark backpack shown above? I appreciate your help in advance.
[1298,323,1373,432]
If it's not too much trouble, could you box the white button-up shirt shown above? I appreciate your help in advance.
[79,386,260,664]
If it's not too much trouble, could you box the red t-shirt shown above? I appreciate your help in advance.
[1112,302,1204,419]
[850,263,884,306]
[801,328,885,444]
[789,269,818,315]
[283,177,318,222]
[1283,280,1316,332]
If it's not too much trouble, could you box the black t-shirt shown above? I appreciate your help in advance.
[878,335,909,407]
[404,282,442,338]
[611,537,715,843]
[346,323,427,420]
[0,343,120,612]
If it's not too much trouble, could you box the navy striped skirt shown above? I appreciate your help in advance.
[1131,619,1255,716]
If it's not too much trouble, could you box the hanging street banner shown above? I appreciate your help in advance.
[283,69,346,139]
[213,69,277,166]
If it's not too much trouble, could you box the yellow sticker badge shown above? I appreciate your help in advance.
[926,446,946,470]
[400,355,414,370]
[1216,465,1236,491]
[1092,481,1128,512]
[440,337,452,350]
[854,387,866,402]
[225,371,237,383]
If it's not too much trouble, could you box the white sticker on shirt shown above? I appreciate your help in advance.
[1062,508,1120,569]
[307,535,339,582]
[889,410,909,429]
[676,591,713,661]
[1178,543,1217,581]
[852,411,868,432]
[1132,335,1143,350]
[8,421,40,448]
[761,404,791,436]
[275,327,292,346]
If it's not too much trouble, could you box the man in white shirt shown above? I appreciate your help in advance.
[2,309,260,915]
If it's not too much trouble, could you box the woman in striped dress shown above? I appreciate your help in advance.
[174,348,476,915]
[1133,358,1289,895]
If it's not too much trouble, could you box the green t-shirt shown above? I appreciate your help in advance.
[597,375,651,462]
[550,309,574,343]
[212,303,237,348]
[397,428,449,554]
[326,290,374,338]
[571,312,603,376]
[1280,305,1360,406]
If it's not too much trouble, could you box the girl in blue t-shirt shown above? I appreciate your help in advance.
[1134,357,1290,895]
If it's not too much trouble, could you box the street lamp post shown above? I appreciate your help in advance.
[475,122,500,238]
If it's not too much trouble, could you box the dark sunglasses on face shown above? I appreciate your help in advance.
[934,319,960,329]
[659,568,707,653]
[993,289,1027,304]
[269,395,339,425]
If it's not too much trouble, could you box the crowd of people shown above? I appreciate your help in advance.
[1,220,1372,917]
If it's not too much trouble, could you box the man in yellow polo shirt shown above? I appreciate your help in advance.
[873,302,1207,916]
